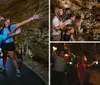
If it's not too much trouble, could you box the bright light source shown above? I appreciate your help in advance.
[52,46,57,51]
[96,61,98,64]
[69,62,72,65]
[65,54,69,57]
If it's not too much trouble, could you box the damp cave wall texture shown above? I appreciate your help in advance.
[68,43,100,61]
[54,43,100,62]
[0,0,48,65]
[51,0,100,41]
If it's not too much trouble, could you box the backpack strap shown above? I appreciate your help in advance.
[0,28,3,34]
[8,24,12,33]
[0,24,13,34]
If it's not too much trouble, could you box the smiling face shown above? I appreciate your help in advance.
[59,8,63,16]
[55,7,63,21]
[4,19,11,27]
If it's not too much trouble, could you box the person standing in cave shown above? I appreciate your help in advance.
[0,13,41,77]
[77,55,97,85]
[61,14,76,41]
[0,16,21,43]
[60,8,72,40]
[52,7,64,41]
[62,8,72,21]
[51,49,67,85]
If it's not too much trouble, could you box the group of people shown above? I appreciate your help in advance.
[51,47,98,85]
[0,13,41,77]
[51,7,84,41]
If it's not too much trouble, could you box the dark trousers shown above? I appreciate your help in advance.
[51,70,65,85]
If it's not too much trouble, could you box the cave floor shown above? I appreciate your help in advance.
[0,59,46,85]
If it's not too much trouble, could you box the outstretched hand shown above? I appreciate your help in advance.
[0,16,5,21]
[94,61,98,64]
[15,28,21,34]
[31,13,42,20]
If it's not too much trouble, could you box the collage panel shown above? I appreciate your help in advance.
[50,43,100,85]
[50,0,100,41]
[0,0,48,85]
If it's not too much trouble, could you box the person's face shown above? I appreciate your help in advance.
[60,51,65,57]
[66,10,71,14]
[4,19,11,27]
[59,9,63,16]
[82,56,87,63]
[71,16,76,21]
[70,28,74,33]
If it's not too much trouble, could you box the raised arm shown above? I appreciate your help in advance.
[7,28,21,37]
[8,32,18,37]
[0,28,21,42]
[86,61,97,67]
[14,13,41,29]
